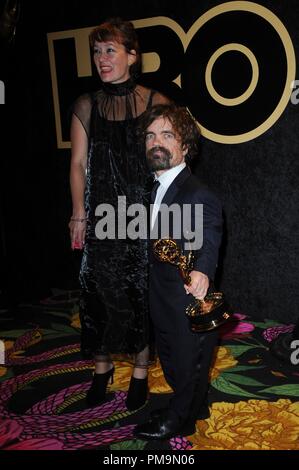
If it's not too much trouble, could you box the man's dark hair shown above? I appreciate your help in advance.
[138,104,201,162]
[89,17,141,78]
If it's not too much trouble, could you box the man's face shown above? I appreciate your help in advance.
[145,117,188,174]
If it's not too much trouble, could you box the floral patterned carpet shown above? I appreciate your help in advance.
[0,290,298,451]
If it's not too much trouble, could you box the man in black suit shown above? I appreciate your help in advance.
[134,104,223,440]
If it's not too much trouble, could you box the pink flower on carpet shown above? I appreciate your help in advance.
[263,325,294,343]
[0,418,64,450]
[0,419,23,448]
[219,313,254,339]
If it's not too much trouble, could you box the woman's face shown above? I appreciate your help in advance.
[93,40,136,84]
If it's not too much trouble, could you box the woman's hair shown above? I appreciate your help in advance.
[138,104,201,162]
[89,17,141,78]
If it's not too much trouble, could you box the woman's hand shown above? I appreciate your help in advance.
[69,215,86,250]
[184,270,209,300]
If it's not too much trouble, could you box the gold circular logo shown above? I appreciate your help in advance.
[205,43,259,107]
[181,1,296,143]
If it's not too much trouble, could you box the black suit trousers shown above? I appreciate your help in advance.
[149,261,218,421]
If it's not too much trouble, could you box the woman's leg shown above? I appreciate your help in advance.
[86,354,114,407]
[126,345,149,410]
[132,345,149,378]
[94,354,114,373]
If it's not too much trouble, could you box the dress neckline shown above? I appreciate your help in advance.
[101,78,136,96]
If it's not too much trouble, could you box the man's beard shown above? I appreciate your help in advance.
[146,146,172,171]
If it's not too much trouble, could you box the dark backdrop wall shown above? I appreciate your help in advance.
[1,0,299,322]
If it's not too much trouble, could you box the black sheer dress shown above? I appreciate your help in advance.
[73,79,166,358]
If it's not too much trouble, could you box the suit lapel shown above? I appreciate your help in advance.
[160,166,191,206]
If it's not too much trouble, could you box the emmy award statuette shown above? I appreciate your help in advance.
[153,239,231,332]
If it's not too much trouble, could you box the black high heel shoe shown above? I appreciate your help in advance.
[86,366,114,407]
[126,376,148,411]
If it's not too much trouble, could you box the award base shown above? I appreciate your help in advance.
[186,292,231,333]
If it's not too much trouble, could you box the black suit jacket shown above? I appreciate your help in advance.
[150,166,222,281]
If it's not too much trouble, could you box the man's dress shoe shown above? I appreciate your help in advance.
[134,410,195,440]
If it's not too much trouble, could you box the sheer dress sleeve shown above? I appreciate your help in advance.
[72,93,93,137]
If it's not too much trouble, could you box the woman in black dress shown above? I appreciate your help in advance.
[69,18,169,410]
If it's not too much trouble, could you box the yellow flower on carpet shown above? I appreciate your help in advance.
[210,346,238,381]
[71,312,81,329]
[190,399,299,450]
[109,359,172,393]
[148,359,172,393]
[110,361,133,391]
